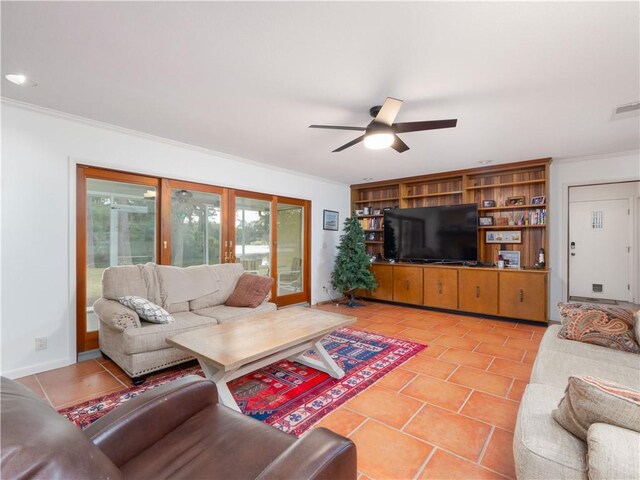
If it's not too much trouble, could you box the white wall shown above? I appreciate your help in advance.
[0,102,350,378]
[549,151,640,320]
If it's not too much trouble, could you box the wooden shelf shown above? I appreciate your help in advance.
[354,197,398,204]
[479,204,546,211]
[365,240,384,244]
[404,191,463,199]
[479,224,546,229]
[363,229,383,232]
[356,214,384,218]
[465,179,546,190]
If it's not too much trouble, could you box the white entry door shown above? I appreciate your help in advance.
[569,198,632,301]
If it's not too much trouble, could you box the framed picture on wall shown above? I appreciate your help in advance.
[323,210,339,231]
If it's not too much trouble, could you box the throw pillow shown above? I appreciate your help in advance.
[552,376,640,440]
[118,296,175,324]
[556,302,640,353]
[635,310,640,350]
[225,273,274,308]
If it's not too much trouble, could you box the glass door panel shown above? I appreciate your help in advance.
[277,203,304,297]
[171,188,222,267]
[234,196,271,275]
[85,179,157,332]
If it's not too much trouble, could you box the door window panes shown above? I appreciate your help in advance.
[172,189,222,267]
[277,203,304,296]
[86,179,156,331]
[235,197,271,275]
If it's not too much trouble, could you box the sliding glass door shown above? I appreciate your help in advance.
[77,167,159,352]
[77,167,311,353]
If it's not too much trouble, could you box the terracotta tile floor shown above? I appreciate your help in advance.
[15,302,546,479]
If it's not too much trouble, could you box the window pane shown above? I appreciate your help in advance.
[86,179,156,332]
[277,203,304,295]
[172,189,222,267]
[235,197,271,275]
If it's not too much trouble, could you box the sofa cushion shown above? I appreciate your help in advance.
[514,383,587,480]
[189,263,245,310]
[102,264,150,301]
[225,274,274,308]
[553,376,640,440]
[557,303,640,353]
[193,302,277,324]
[155,264,219,307]
[118,296,175,324]
[122,312,218,354]
[587,423,640,480]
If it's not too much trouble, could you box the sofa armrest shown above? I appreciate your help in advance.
[256,427,357,480]
[587,423,640,480]
[84,376,217,467]
[93,297,141,331]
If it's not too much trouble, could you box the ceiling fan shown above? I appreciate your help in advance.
[309,97,457,153]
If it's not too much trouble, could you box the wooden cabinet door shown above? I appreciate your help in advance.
[423,268,458,310]
[393,266,423,305]
[499,272,548,322]
[459,270,498,315]
[367,264,394,301]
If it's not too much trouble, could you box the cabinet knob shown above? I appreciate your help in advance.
[405,280,409,290]
[437,282,443,294]
[475,286,480,298]
[519,289,524,303]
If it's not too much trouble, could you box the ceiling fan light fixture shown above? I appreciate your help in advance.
[364,132,394,150]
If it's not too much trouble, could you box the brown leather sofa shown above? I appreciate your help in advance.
[1,375,357,479]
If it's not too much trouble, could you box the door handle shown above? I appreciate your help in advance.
[519,289,524,303]
[437,282,443,294]
[163,241,168,250]
[405,280,409,290]
[475,286,480,298]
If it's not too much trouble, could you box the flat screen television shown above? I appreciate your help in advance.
[383,204,478,263]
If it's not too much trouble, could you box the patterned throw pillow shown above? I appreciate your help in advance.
[225,274,274,308]
[553,376,640,440]
[118,296,175,324]
[556,302,640,353]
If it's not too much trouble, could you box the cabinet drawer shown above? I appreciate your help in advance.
[499,271,547,322]
[458,270,498,315]
[393,266,423,305]
[423,268,458,310]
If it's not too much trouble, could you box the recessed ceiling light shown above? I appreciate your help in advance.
[479,160,492,165]
[4,73,37,86]
[362,177,373,181]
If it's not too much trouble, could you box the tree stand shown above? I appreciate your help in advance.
[339,293,366,308]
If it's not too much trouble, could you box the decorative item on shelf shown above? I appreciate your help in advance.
[323,210,339,231]
[506,196,526,206]
[331,217,377,307]
[363,207,370,215]
[372,209,382,215]
[479,216,495,226]
[507,211,517,226]
[482,200,496,207]
[496,217,509,226]
[534,247,546,269]
[486,231,522,244]
[499,250,521,269]
[383,207,392,211]
[354,209,364,216]
[497,254,505,269]
[531,195,546,205]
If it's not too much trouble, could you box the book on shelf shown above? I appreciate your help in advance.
[358,217,382,230]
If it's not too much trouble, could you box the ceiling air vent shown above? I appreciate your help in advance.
[612,101,640,119]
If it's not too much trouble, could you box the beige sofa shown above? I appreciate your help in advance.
[513,324,640,479]
[93,262,276,383]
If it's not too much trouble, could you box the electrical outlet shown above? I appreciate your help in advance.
[35,337,47,351]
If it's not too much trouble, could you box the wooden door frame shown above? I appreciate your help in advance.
[275,196,311,307]
[76,166,160,353]
[160,179,229,265]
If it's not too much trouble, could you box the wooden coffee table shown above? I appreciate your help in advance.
[166,307,355,412]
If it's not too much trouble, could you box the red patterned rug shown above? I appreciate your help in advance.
[59,327,426,436]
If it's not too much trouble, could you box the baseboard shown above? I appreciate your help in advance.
[0,356,76,379]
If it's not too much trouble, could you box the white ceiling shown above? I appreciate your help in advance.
[2,2,639,184]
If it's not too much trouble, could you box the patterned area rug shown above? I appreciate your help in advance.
[59,327,426,436]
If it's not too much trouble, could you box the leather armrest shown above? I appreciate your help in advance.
[93,297,141,331]
[84,376,217,467]
[256,427,357,480]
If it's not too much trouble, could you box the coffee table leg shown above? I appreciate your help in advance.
[293,340,345,379]
[197,359,242,413]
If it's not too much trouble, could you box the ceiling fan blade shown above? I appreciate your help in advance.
[332,135,365,152]
[394,119,458,133]
[309,125,366,131]
[374,97,404,126]
[391,135,410,153]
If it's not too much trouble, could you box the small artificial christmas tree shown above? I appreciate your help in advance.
[331,216,377,307]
